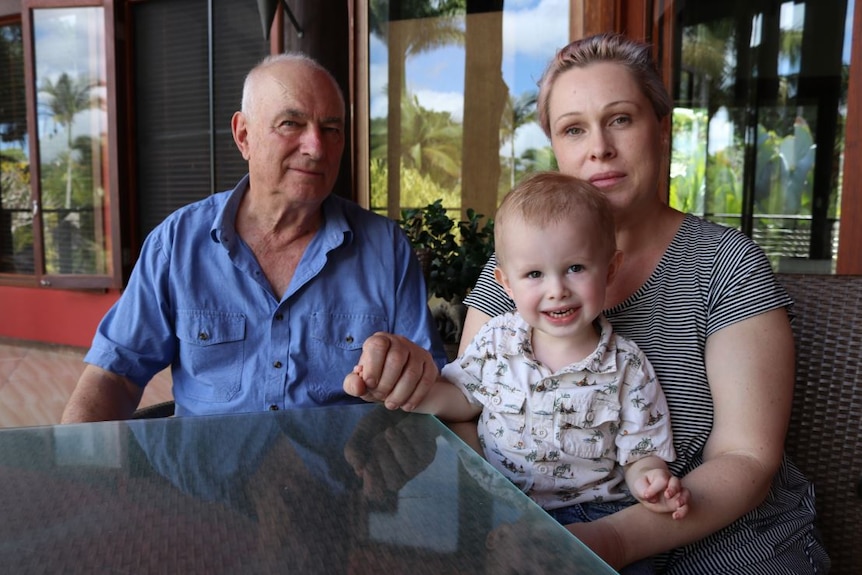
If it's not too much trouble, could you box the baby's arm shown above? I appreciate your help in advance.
[624,456,690,520]
[352,365,481,422]
[412,376,483,422]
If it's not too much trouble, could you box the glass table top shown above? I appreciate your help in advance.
[0,403,615,574]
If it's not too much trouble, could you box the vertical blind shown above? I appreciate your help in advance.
[132,0,267,237]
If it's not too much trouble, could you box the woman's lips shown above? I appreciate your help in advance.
[589,172,626,188]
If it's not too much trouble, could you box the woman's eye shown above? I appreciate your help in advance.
[564,126,584,136]
[612,115,631,126]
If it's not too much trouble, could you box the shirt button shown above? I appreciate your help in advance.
[345,335,354,344]
[585,411,594,423]
[275,314,284,321]
[273,361,283,368]
[198,332,209,341]
[269,405,279,411]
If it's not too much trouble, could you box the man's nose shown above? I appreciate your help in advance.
[300,125,324,159]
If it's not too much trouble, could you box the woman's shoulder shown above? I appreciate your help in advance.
[677,213,753,245]
[671,214,770,271]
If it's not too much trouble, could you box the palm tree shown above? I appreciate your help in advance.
[501,90,538,187]
[39,72,94,210]
[368,0,465,218]
[372,94,462,190]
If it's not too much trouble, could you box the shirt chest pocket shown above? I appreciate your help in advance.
[310,312,388,351]
[176,310,246,402]
[477,389,530,454]
[556,396,621,459]
[309,312,388,389]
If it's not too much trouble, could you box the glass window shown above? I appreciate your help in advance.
[0,17,31,276]
[32,6,111,276]
[670,0,852,273]
[367,0,567,222]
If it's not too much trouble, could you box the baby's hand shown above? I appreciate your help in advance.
[634,469,691,519]
[343,364,371,400]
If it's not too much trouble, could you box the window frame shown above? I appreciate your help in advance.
[8,0,125,290]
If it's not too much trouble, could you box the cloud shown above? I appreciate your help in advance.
[414,89,465,122]
[502,0,569,60]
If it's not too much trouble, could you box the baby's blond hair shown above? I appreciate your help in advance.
[495,171,616,266]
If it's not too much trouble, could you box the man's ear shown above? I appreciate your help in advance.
[231,111,251,160]
[494,266,516,300]
[607,250,623,285]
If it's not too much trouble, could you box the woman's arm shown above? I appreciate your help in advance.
[568,307,795,569]
[459,307,493,356]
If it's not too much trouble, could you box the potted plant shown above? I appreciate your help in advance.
[399,199,495,353]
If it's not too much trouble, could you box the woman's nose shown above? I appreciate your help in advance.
[589,129,615,160]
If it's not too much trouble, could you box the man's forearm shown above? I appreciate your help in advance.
[61,365,144,423]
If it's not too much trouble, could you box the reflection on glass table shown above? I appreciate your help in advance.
[0,404,615,574]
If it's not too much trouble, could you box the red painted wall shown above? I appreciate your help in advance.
[0,286,119,348]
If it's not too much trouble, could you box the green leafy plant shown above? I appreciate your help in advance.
[399,199,495,344]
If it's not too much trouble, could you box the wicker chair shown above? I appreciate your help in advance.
[778,273,862,575]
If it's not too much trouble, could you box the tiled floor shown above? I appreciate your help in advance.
[0,339,173,428]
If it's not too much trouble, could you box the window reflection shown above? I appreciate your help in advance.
[0,19,32,275]
[671,1,851,273]
[368,0,567,222]
[34,7,109,276]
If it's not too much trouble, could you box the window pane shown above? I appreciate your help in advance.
[368,1,566,222]
[671,1,851,273]
[0,18,34,274]
[132,0,268,237]
[33,7,110,275]
[0,19,32,275]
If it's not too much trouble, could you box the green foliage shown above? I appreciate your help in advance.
[670,108,816,218]
[369,158,460,211]
[398,199,494,304]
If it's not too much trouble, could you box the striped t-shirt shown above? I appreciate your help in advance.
[463,214,829,574]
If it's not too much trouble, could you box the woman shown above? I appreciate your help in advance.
[461,33,829,573]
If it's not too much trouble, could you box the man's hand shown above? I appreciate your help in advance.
[343,332,438,411]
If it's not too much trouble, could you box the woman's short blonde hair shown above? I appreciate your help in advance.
[537,33,672,137]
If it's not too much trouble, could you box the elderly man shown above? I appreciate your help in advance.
[61,53,445,422]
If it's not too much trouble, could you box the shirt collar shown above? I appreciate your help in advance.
[209,175,354,251]
[210,174,249,250]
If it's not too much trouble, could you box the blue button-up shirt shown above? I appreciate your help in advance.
[85,176,446,416]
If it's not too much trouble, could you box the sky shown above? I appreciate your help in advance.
[368,0,569,155]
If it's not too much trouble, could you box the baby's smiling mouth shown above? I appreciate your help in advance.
[544,308,575,318]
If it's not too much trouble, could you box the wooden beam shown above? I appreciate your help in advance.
[837,0,862,274]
